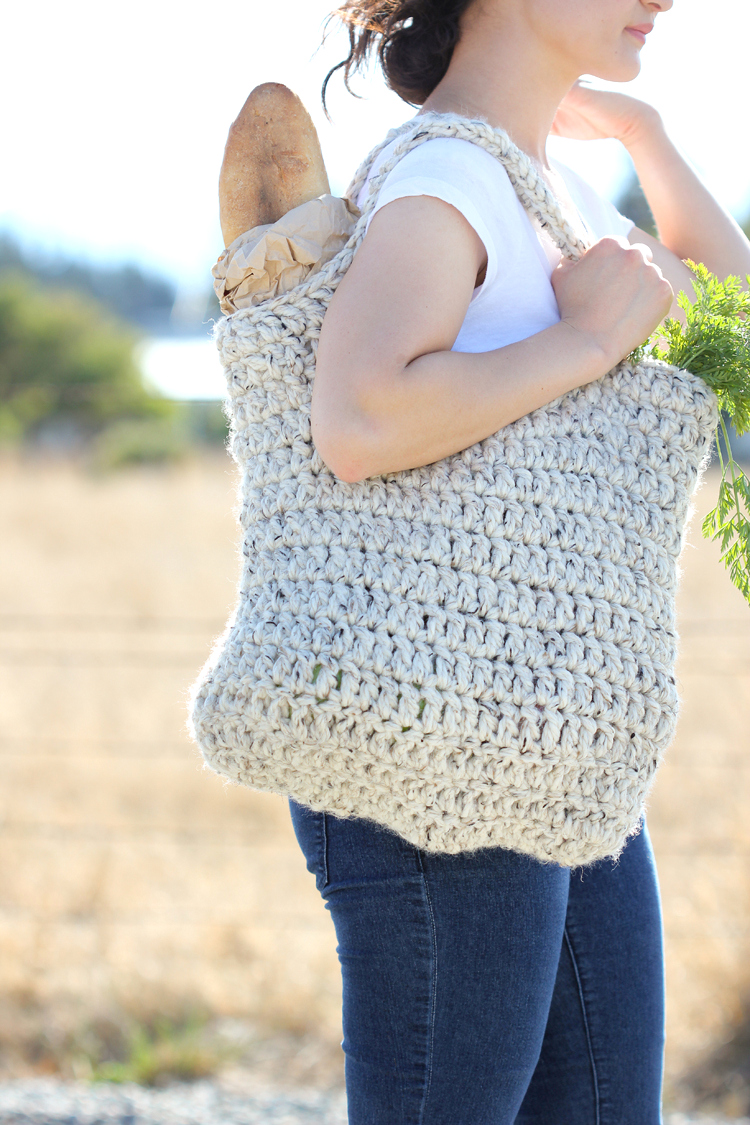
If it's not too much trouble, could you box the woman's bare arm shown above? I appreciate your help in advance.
[625,113,750,284]
[551,85,750,294]
[312,194,672,483]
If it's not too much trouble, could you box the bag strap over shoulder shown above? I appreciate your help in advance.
[301,112,590,298]
[359,113,591,253]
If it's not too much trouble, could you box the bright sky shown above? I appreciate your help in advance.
[2,0,750,305]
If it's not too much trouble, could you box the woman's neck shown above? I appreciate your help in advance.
[420,10,579,169]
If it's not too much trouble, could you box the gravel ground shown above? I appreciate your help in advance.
[0,1081,747,1125]
[0,1080,347,1125]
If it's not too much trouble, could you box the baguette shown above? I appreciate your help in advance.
[219,83,330,248]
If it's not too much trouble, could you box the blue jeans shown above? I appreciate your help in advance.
[289,801,665,1125]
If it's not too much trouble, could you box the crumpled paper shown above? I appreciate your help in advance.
[213,194,360,313]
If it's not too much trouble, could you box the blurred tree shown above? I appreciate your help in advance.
[0,273,174,443]
[0,233,177,333]
[614,170,657,239]
[0,233,222,336]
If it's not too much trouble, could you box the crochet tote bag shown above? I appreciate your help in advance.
[189,112,718,867]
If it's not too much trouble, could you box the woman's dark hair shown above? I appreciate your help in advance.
[322,0,475,111]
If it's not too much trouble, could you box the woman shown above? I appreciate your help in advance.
[286,2,750,1123]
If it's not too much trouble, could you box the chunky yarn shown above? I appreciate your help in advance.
[189,113,717,866]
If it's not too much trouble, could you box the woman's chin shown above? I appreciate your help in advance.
[591,54,643,84]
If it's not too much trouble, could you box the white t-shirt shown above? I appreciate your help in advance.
[355,132,635,354]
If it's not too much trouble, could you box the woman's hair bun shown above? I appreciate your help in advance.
[323,0,474,109]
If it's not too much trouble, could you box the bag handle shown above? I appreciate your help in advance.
[350,112,589,259]
[302,111,590,297]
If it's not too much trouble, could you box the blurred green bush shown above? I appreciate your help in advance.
[89,404,229,471]
[0,273,171,443]
[0,273,228,465]
[88,1013,229,1087]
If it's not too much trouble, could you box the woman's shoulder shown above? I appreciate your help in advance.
[358,131,520,219]
[373,133,518,192]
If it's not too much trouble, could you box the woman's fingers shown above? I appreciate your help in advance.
[552,237,673,366]
[630,241,654,263]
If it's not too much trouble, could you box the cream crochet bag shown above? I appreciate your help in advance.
[189,112,718,867]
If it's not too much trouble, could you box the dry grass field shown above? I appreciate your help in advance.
[0,450,748,1102]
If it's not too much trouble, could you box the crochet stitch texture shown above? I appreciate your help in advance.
[189,114,718,866]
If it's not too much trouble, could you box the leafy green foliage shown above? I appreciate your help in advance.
[651,262,750,433]
[646,262,750,605]
[701,419,750,603]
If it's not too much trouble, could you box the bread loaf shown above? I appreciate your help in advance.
[219,83,330,248]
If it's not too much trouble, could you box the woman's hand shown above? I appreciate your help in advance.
[551,82,660,149]
[552,237,673,368]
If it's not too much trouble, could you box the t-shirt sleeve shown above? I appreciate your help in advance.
[363,138,520,295]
